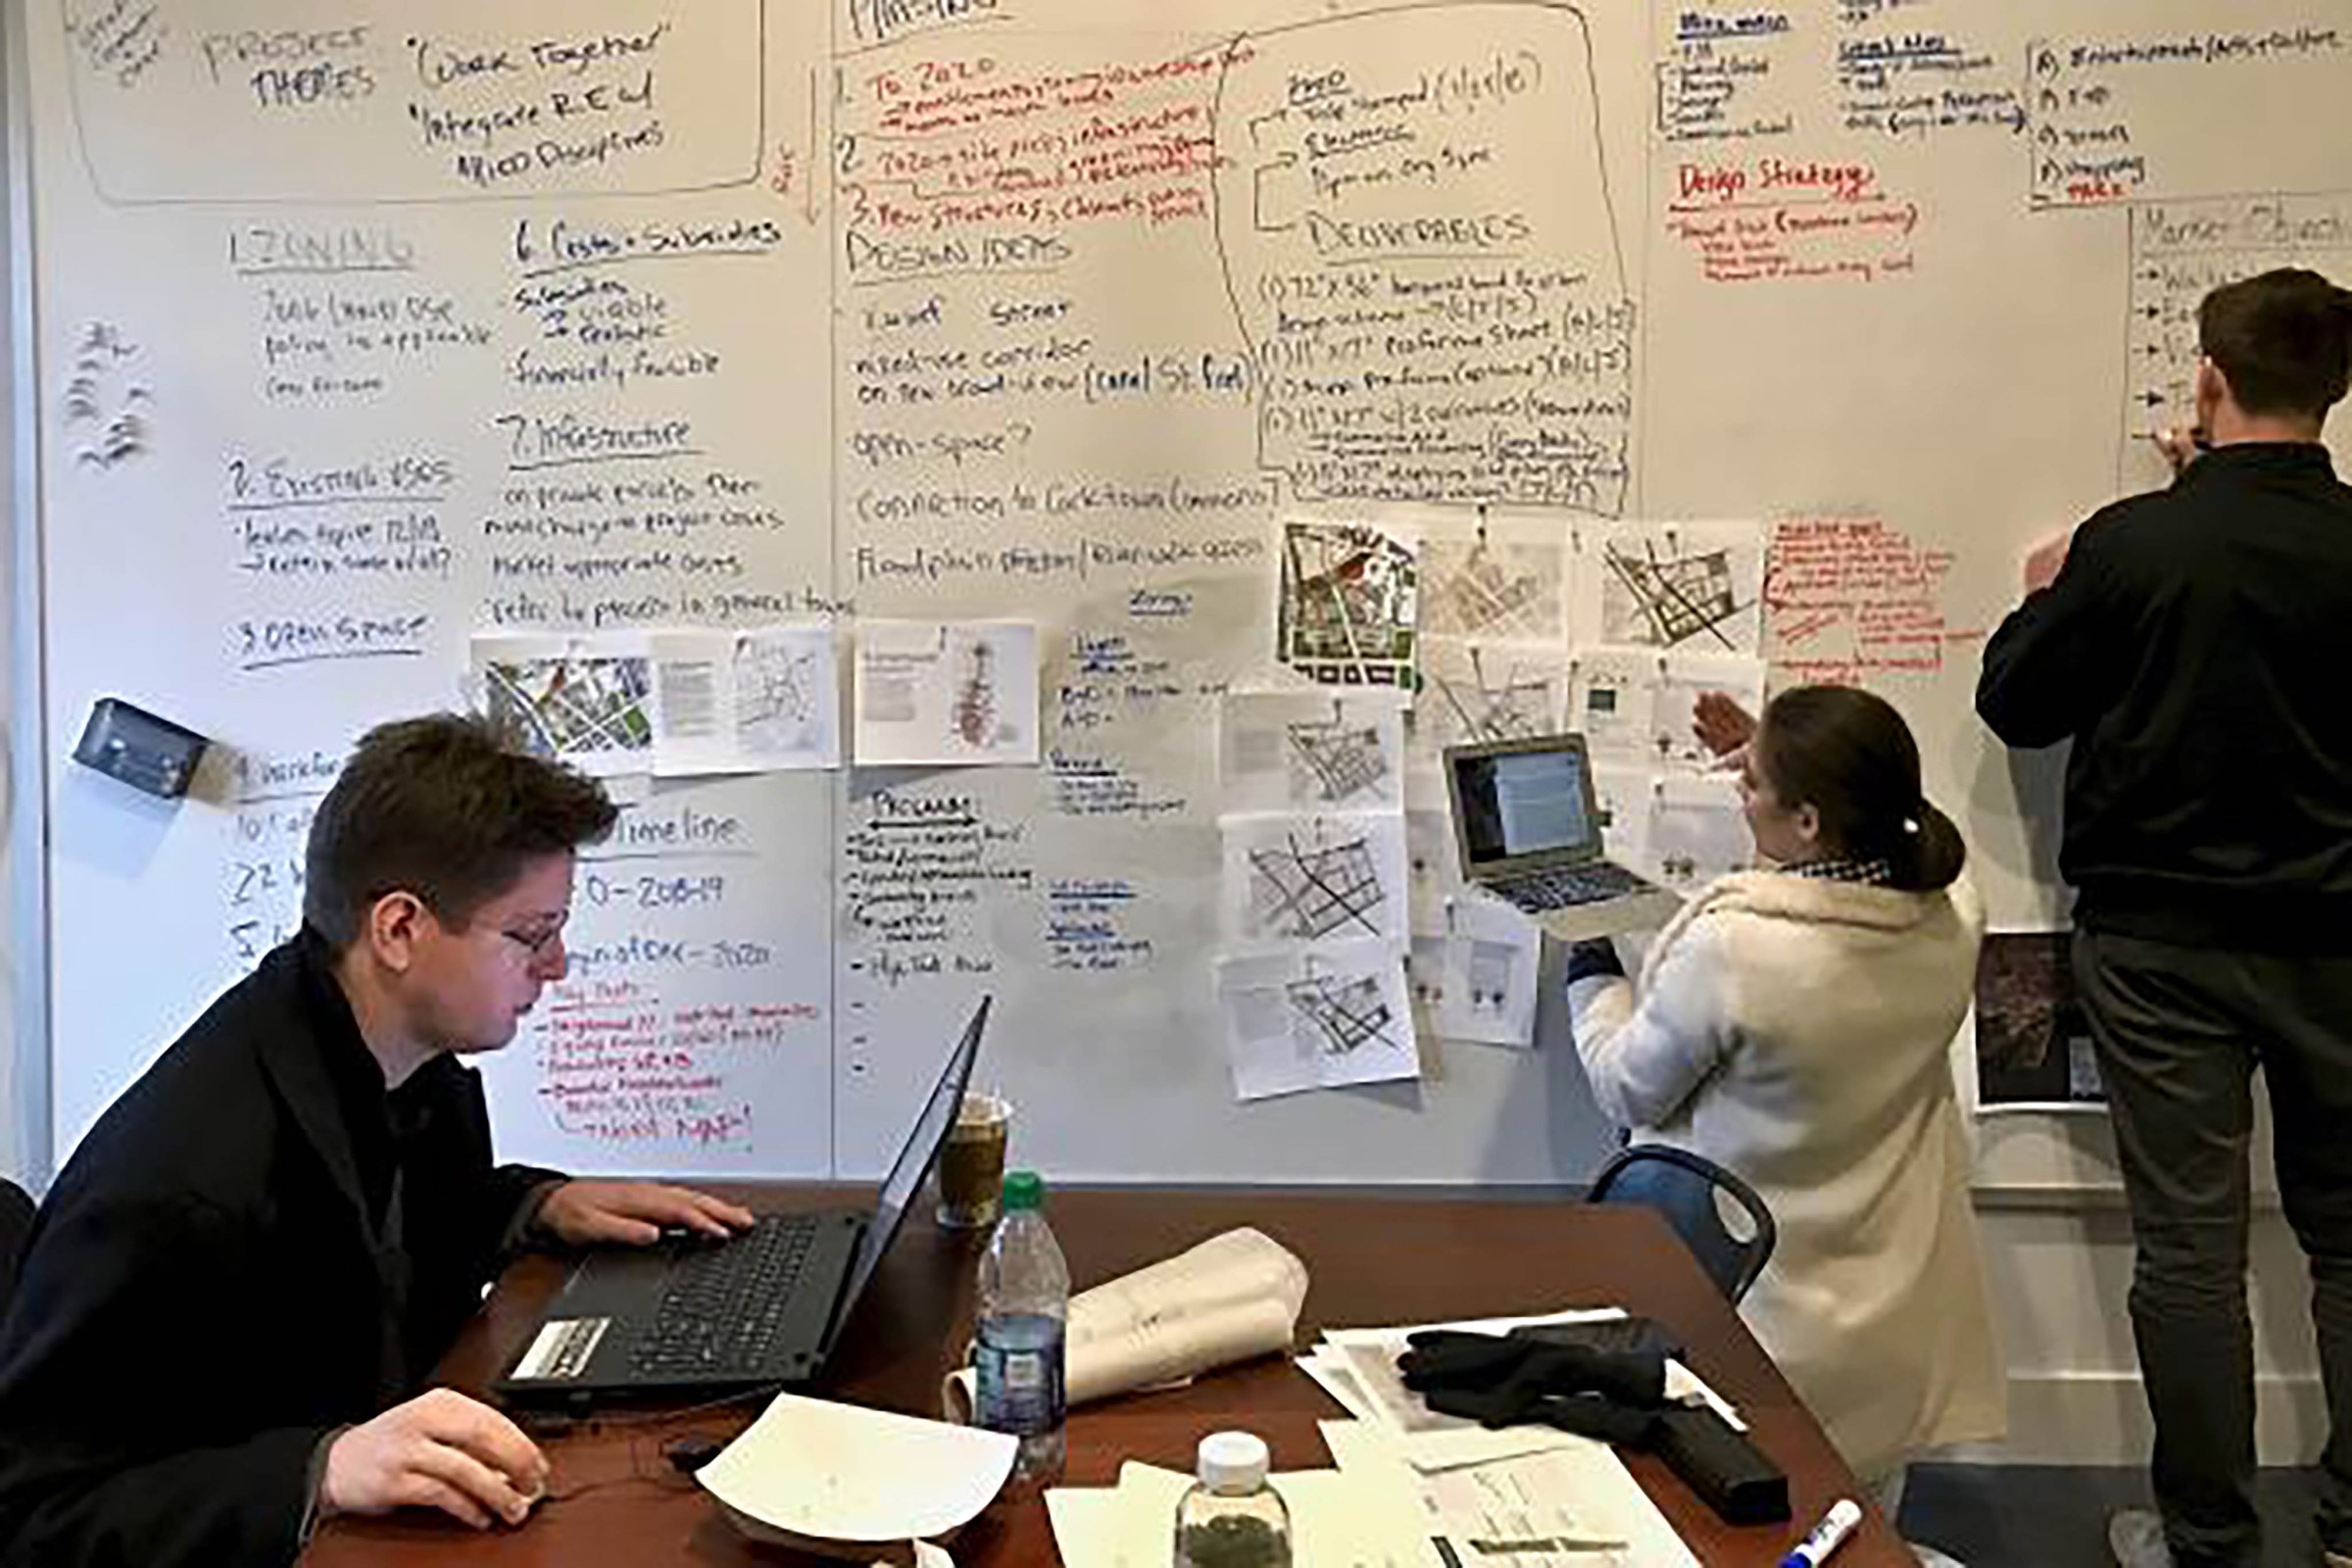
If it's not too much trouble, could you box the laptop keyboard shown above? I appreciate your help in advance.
[627,1213,820,1379]
[1499,861,1647,910]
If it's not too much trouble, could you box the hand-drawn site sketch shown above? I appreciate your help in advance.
[1217,939,1421,1101]
[1576,520,1766,655]
[1415,643,1564,757]
[1422,530,1567,642]
[1244,827,1392,941]
[734,629,835,759]
[1222,691,1405,812]
[1288,715,1393,804]
[1288,966,1405,1059]
[1276,520,1419,688]
[1222,811,1408,948]
[743,639,837,757]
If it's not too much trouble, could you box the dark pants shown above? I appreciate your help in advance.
[2075,930,2352,1568]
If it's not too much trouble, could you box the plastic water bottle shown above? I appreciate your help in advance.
[1174,1431,1292,1568]
[973,1169,1068,1487]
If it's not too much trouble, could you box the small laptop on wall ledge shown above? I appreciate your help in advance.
[494,996,989,1407]
[1443,735,1681,942]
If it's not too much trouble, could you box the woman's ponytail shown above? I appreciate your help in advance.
[1891,798,1967,893]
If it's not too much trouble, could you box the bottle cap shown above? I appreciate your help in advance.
[1003,1170,1045,1211]
[1196,1430,1270,1494]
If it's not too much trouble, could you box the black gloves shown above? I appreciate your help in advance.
[1564,938,1626,987]
[1396,1329,1669,1436]
[1391,1326,1791,1525]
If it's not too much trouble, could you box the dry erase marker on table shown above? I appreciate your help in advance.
[1780,1498,1861,1567]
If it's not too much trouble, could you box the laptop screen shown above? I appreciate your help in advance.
[1449,741,1599,869]
[836,997,988,1322]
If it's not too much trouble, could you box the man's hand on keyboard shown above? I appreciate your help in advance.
[532,1181,758,1248]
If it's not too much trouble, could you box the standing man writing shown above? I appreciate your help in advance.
[0,714,756,1566]
[1978,268,2352,1568]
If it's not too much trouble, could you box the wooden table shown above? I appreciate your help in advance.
[308,1188,1909,1565]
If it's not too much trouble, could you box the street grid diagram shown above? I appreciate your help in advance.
[734,639,823,751]
[1422,648,1558,748]
[1601,538,1744,650]
[1285,719,1391,805]
[1422,539,1562,641]
[1248,829,1388,941]
[1286,970,1403,1058]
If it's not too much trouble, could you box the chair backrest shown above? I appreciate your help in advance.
[1586,1145,1776,1303]
[0,1178,35,1317]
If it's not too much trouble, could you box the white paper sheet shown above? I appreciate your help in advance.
[1298,1347,1384,1425]
[853,619,1040,766]
[1567,648,1664,767]
[1320,1420,1703,1568]
[1415,640,1568,761]
[1434,896,1540,1047]
[1220,812,1410,949]
[1215,941,1419,1101]
[1404,808,1464,936]
[1044,1486,1124,1568]
[1649,773,1750,896]
[697,1392,1014,1555]
[1591,764,1660,881]
[646,624,840,774]
[473,631,657,778]
[1406,935,1449,1040]
[1221,690,1406,813]
[1652,651,1766,773]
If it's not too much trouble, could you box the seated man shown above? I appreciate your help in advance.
[0,713,756,1565]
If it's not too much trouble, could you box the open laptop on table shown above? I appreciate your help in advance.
[494,996,988,1407]
[1443,735,1681,941]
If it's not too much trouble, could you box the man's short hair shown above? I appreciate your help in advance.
[2198,267,2352,418]
[303,713,617,950]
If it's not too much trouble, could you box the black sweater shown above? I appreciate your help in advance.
[1978,442,2352,950]
[0,933,560,1566]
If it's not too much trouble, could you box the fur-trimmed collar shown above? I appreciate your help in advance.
[1638,869,1976,988]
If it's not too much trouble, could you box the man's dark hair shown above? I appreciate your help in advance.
[303,712,617,950]
[1756,684,1966,893]
[2197,268,2352,418]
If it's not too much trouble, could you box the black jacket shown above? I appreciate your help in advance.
[1978,442,2352,949]
[0,932,560,1566]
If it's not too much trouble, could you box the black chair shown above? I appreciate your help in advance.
[1587,1145,1776,1304]
[0,1177,34,1316]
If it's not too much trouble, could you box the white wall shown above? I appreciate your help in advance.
[1970,1106,2325,1466]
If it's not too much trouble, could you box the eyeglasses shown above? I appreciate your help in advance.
[499,920,566,958]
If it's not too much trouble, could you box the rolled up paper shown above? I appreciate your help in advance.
[944,1228,1309,1420]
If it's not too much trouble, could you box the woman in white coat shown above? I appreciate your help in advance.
[1566,684,2002,1513]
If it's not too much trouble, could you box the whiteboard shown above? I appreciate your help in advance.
[25,0,2352,1184]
